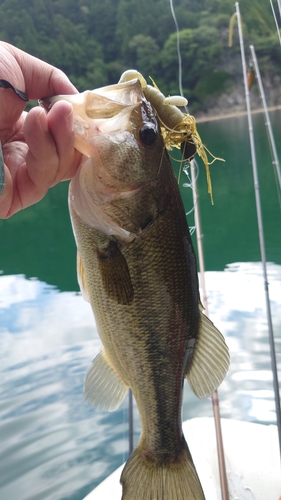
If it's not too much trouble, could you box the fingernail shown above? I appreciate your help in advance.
[64,102,73,120]
[64,103,74,131]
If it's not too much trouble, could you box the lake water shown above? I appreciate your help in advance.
[0,111,281,500]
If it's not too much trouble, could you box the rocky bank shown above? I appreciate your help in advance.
[194,71,281,123]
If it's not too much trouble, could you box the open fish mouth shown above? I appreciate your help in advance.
[39,78,143,115]
[39,79,158,161]
[40,70,223,204]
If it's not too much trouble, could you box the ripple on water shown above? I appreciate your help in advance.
[0,264,280,499]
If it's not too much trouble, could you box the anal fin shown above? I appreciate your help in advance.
[186,304,230,398]
[84,349,128,411]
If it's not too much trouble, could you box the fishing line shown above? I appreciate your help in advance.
[276,0,281,21]
[168,0,196,221]
[168,2,230,498]
[183,158,200,185]
[182,162,197,217]
[169,0,185,101]
[168,0,221,206]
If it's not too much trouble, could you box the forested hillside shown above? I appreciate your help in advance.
[0,0,280,113]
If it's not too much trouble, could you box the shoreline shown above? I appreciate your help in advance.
[194,104,281,123]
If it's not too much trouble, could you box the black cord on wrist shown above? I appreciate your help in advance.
[0,79,29,101]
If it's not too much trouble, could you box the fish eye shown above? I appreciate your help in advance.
[139,124,157,146]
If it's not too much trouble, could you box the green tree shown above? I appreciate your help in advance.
[161,26,222,95]
[0,0,278,111]
[128,34,160,76]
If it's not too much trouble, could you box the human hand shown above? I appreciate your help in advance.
[0,41,82,218]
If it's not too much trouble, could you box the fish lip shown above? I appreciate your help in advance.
[38,92,85,111]
[39,79,143,114]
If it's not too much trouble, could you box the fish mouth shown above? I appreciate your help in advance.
[41,78,162,217]
[39,79,143,114]
[39,79,147,158]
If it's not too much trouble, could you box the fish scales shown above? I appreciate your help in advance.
[40,74,229,500]
[70,156,198,449]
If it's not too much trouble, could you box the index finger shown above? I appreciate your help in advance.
[0,42,77,100]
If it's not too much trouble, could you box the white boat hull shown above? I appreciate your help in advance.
[83,417,281,500]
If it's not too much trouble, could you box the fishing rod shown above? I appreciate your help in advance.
[190,160,229,500]
[234,1,281,462]
[269,0,281,46]
[128,389,134,455]
[249,44,281,198]
[276,0,281,22]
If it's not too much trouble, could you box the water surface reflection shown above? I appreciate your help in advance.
[0,262,280,499]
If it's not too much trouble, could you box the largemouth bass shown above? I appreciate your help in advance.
[40,73,229,500]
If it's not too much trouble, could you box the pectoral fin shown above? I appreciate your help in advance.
[84,349,128,411]
[97,240,134,305]
[186,304,230,398]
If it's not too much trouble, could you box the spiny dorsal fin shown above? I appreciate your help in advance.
[186,304,229,398]
[84,349,128,411]
[97,240,134,305]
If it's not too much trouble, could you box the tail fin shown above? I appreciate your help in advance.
[120,441,205,500]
